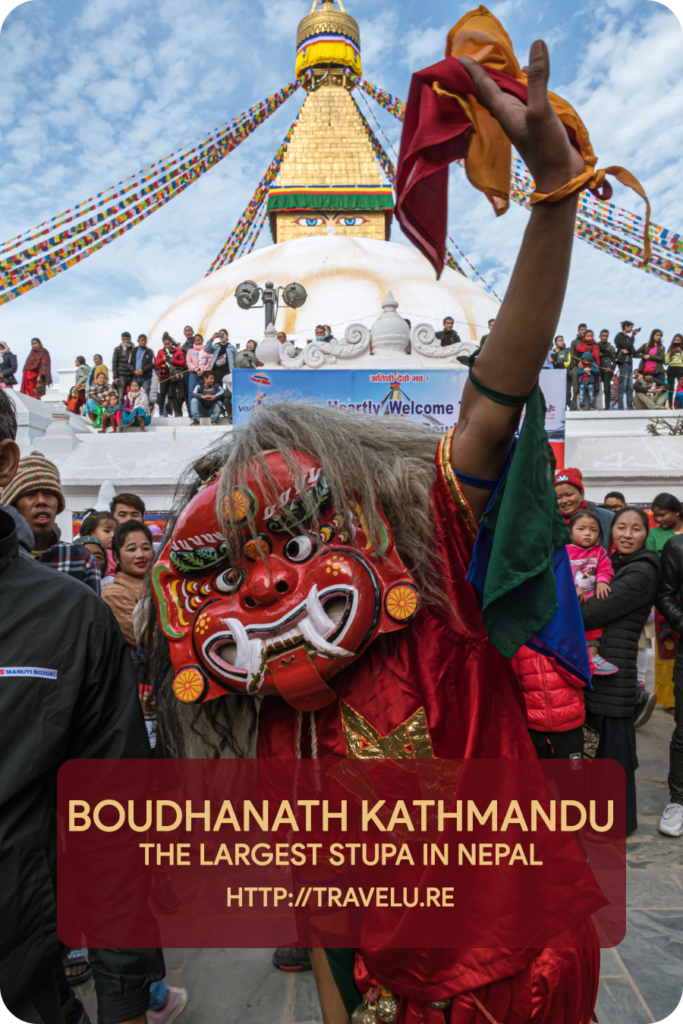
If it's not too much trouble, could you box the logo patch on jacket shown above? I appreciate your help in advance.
[0,667,58,679]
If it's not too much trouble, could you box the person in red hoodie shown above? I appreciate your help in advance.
[575,328,599,365]
[512,645,587,758]
[155,333,187,417]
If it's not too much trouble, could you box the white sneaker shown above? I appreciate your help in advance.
[658,803,683,837]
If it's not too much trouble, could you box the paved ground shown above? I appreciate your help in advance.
[75,688,682,1023]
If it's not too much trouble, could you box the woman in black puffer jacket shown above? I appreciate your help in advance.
[581,506,661,835]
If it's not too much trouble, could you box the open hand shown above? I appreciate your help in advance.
[458,41,585,194]
[595,581,611,600]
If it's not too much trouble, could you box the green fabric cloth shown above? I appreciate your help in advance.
[646,525,678,555]
[478,383,570,657]
[469,368,533,406]
[267,190,394,213]
[324,949,361,1016]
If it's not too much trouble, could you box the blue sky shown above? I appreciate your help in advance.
[0,0,682,375]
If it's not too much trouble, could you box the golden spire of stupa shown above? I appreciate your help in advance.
[267,0,393,244]
[296,0,362,80]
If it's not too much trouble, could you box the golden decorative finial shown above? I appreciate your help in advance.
[296,0,361,80]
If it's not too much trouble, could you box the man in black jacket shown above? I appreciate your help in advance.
[0,391,165,1021]
[656,534,683,837]
[435,316,462,347]
[132,334,154,397]
[614,320,640,410]
[112,332,136,400]
[597,329,616,409]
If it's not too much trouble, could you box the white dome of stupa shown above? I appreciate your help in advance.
[147,235,499,351]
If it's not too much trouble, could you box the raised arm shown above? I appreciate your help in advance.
[450,41,585,521]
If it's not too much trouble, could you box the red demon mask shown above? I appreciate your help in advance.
[151,451,419,711]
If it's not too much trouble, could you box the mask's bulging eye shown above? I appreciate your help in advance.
[283,534,317,563]
[215,566,245,594]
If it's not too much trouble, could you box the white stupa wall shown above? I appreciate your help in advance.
[146,236,499,350]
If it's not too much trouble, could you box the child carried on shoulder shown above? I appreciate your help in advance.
[567,509,619,676]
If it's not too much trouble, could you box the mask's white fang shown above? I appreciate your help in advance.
[299,615,352,658]
[225,618,266,692]
[306,584,336,636]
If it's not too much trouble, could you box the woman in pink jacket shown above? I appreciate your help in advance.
[511,646,587,759]
[185,334,211,402]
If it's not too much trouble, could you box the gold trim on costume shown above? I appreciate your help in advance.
[334,702,461,833]
[340,700,435,760]
[438,427,478,538]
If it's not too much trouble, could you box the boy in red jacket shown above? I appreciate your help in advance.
[512,646,587,758]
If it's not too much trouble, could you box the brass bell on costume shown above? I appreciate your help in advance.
[426,998,452,1010]
[376,993,399,1022]
[351,1002,379,1024]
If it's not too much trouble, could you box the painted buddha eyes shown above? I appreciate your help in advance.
[283,534,317,563]
[215,566,245,593]
[293,216,368,228]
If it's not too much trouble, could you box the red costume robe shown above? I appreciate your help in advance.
[259,431,600,1024]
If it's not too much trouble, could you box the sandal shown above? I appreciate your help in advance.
[63,948,93,986]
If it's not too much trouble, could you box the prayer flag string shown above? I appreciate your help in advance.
[345,70,406,121]
[511,155,683,287]
[206,113,301,273]
[0,80,301,306]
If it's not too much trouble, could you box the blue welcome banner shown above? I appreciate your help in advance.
[232,367,566,445]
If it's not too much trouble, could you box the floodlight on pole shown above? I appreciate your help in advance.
[234,279,307,329]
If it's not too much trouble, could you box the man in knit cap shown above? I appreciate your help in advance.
[2,451,65,555]
[3,451,101,592]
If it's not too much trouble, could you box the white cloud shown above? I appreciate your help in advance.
[0,0,682,378]
[400,24,450,68]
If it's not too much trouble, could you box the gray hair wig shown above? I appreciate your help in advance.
[149,402,447,759]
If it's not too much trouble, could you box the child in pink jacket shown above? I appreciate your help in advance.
[567,509,617,676]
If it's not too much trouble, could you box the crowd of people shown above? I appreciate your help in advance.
[0,324,346,429]
[1,381,682,1017]
[546,470,682,839]
[548,322,683,410]
[0,327,267,427]
[4,318,682,426]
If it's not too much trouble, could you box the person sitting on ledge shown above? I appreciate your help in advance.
[116,379,152,432]
[82,371,118,425]
[99,391,123,433]
[190,371,226,425]
[634,370,668,410]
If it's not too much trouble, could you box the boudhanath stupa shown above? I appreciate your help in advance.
[146,0,498,356]
[8,0,683,524]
